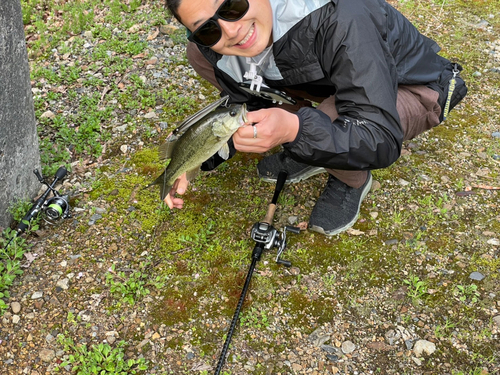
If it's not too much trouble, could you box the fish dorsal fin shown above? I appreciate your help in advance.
[218,142,231,160]
[173,95,230,137]
[186,167,200,182]
[158,135,178,160]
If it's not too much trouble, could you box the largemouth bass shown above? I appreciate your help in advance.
[147,100,248,200]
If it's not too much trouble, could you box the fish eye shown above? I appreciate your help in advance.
[230,110,237,117]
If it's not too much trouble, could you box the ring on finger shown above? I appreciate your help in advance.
[253,125,257,139]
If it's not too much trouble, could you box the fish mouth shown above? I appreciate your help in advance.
[241,103,248,124]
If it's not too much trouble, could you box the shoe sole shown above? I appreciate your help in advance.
[309,174,373,236]
[259,166,326,184]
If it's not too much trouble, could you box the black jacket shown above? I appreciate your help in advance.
[198,0,451,170]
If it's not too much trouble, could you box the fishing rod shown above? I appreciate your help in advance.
[214,170,300,375]
[3,166,71,250]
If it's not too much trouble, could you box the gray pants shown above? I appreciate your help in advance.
[187,42,442,188]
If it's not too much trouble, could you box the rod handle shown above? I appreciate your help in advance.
[271,170,288,205]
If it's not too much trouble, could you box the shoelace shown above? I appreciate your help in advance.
[320,176,352,209]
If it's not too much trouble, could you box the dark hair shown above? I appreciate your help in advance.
[165,0,183,23]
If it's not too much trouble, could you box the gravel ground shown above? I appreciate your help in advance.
[1,1,499,375]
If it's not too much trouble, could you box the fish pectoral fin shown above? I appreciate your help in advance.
[158,135,178,160]
[217,142,231,160]
[186,167,201,182]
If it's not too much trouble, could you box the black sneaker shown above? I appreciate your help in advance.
[257,151,325,183]
[309,172,373,236]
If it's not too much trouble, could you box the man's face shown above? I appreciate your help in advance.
[177,0,273,57]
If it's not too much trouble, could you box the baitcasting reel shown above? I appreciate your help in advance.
[250,222,300,267]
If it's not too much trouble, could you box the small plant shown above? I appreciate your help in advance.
[0,228,31,314]
[454,284,480,304]
[239,307,270,329]
[454,178,465,191]
[106,266,149,306]
[178,220,216,253]
[434,318,456,338]
[106,262,166,306]
[403,275,428,303]
[56,335,148,374]
[8,198,41,232]
[321,273,337,288]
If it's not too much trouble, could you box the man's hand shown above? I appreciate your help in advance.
[233,108,300,153]
[163,173,189,209]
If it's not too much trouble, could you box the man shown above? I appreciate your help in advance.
[164,0,467,235]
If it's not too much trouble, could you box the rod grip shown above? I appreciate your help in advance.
[262,204,277,225]
[271,170,288,205]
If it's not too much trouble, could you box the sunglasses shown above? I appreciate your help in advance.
[187,0,250,47]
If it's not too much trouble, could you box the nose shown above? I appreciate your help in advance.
[218,19,241,41]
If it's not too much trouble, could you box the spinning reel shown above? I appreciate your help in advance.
[35,167,71,225]
[16,166,71,235]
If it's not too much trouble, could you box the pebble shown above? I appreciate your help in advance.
[88,213,103,225]
[39,349,56,362]
[320,345,340,355]
[56,278,70,290]
[12,315,20,324]
[405,339,414,350]
[493,316,500,326]
[413,340,436,357]
[120,144,128,153]
[45,333,55,343]
[144,111,157,119]
[398,178,410,186]
[492,131,500,138]
[487,238,499,245]
[469,271,485,281]
[341,340,356,354]
[31,291,43,299]
[11,302,21,314]
[308,328,330,347]
[384,329,401,345]
[411,357,422,366]
[40,110,55,119]
[159,24,179,35]
[385,239,399,245]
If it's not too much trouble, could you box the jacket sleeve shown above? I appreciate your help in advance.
[284,4,404,170]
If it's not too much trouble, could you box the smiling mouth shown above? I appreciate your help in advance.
[237,24,255,46]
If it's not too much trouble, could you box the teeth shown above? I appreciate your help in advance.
[238,25,254,45]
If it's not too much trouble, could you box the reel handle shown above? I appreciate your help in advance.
[277,259,292,267]
[54,166,67,181]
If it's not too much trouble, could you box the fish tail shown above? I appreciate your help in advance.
[144,170,172,201]
[160,183,172,201]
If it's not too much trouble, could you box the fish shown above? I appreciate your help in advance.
[146,98,248,200]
